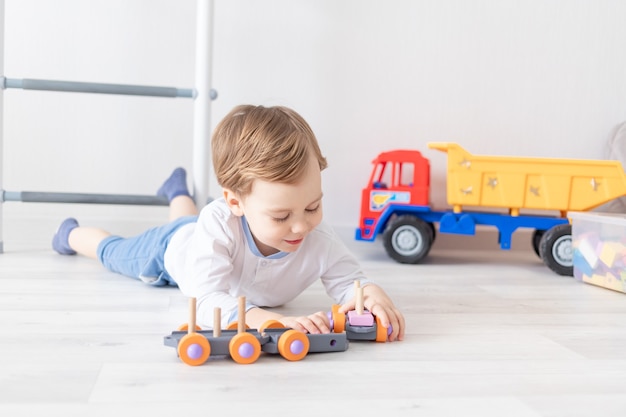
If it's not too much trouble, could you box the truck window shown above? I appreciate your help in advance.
[372,162,390,189]
[372,161,415,188]
[399,162,414,187]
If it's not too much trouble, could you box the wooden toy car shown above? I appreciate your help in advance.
[164,297,349,366]
[328,280,391,342]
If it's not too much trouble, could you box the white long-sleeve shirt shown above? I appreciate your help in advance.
[164,198,370,329]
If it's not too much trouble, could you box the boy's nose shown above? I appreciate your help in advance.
[291,218,309,234]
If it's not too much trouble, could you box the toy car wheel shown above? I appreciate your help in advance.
[539,224,573,276]
[331,304,346,333]
[383,215,433,263]
[374,316,389,343]
[259,320,285,332]
[226,321,249,330]
[177,323,202,332]
[531,229,544,258]
[229,332,262,364]
[177,333,211,366]
[277,330,310,361]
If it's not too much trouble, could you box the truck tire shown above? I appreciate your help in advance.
[427,222,437,244]
[531,229,544,258]
[538,224,573,276]
[383,215,433,264]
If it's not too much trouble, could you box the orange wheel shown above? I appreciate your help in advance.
[177,323,202,332]
[226,321,250,331]
[228,332,261,364]
[331,305,345,333]
[277,330,310,361]
[375,316,389,343]
[177,333,211,366]
[259,320,284,332]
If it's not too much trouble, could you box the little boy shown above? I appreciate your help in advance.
[53,105,405,341]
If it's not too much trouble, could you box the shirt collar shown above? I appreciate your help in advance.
[241,216,288,259]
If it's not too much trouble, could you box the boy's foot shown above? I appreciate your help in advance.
[52,218,79,255]
[157,167,191,202]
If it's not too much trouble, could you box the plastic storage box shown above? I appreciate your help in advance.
[570,211,626,293]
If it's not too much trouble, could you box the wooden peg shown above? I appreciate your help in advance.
[355,280,364,315]
[237,296,246,334]
[188,297,197,335]
[213,307,221,337]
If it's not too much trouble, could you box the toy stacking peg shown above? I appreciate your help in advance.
[176,298,211,366]
[228,296,262,364]
[237,297,246,334]
[348,280,372,326]
[188,297,197,334]
[354,280,364,315]
[213,307,221,337]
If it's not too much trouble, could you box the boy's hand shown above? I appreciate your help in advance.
[338,284,405,342]
[279,311,331,334]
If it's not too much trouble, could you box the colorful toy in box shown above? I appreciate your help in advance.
[570,211,626,293]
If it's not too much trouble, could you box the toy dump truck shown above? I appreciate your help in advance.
[355,142,626,276]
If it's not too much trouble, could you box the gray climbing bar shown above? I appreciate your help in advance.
[3,77,196,98]
[2,191,169,206]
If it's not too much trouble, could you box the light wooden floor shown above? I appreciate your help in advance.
[1,215,626,417]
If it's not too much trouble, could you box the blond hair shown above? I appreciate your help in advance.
[211,105,328,196]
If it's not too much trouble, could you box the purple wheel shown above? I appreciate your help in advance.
[229,332,261,364]
[277,330,310,361]
[177,333,211,366]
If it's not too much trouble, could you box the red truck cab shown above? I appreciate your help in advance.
[358,150,430,240]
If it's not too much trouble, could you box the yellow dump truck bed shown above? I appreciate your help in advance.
[428,142,626,214]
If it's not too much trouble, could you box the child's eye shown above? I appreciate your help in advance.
[273,214,290,223]
[306,205,320,214]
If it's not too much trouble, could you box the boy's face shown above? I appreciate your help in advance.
[224,155,324,256]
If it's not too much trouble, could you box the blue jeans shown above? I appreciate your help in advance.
[96,216,197,286]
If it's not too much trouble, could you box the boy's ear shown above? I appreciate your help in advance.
[223,189,244,216]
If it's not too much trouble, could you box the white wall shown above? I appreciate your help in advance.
[3,0,626,242]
